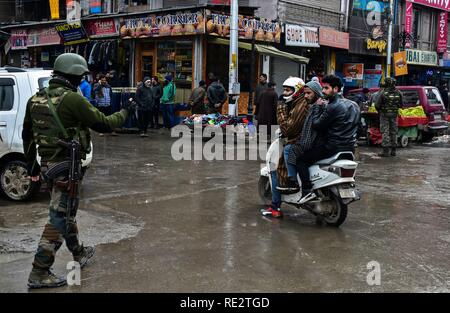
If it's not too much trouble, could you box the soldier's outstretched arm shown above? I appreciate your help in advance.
[65,93,128,133]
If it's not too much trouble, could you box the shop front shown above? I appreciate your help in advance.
[318,27,349,76]
[26,26,62,68]
[403,48,439,85]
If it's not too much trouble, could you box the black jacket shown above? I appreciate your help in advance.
[136,85,154,111]
[312,94,360,151]
[207,81,226,108]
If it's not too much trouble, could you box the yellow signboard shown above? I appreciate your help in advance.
[49,0,59,20]
[394,51,408,77]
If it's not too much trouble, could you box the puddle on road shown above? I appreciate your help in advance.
[0,210,144,262]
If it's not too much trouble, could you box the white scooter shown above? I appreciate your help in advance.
[258,132,361,227]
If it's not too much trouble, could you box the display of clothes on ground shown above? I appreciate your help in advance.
[182,114,252,131]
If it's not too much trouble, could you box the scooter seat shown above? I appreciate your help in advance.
[315,152,355,165]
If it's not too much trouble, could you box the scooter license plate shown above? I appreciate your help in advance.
[339,188,356,198]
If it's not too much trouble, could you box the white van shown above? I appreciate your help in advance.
[0,67,92,201]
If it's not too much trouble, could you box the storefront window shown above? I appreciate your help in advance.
[157,41,193,89]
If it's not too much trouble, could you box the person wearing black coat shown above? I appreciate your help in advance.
[151,76,163,128]
[136,77,154,136]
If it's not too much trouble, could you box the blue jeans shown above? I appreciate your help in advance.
[270,171,282,209]
[162,103,175,128]
[283,144,297,180]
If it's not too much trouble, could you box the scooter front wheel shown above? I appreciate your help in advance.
[258,176,272,206]
[324,193,348,227]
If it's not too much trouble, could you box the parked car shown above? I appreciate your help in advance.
[347,85,449,141]
[0,67,92,201]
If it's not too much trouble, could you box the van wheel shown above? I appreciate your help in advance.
[324,194,348,227]
[0,160,39,201]
[258,176,272,206]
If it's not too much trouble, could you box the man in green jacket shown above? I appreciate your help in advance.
[23,53,133,289]
[161,74,176,129]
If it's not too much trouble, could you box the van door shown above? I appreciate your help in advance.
[0,77,19,152]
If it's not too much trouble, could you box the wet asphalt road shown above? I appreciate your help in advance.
[0,131,449,293]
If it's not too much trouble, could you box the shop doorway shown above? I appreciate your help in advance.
[141,54,154,83]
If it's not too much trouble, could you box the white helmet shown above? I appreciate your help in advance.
[282,77,305,102]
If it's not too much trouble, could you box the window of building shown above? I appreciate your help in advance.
[412,8,420,49]
[0,79,15,111]
[157,41,193,89]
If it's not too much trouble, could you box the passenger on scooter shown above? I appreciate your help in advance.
[295,75,360,197]
[280,81,326,193]
[260,77,308,218]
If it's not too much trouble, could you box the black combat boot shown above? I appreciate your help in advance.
[28,268,67,289]
[391,147,396,156]
[378,147,390,157]
[73,246,95,269]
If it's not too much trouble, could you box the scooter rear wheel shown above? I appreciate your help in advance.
[258,176,272,206]
[324,194,348,227]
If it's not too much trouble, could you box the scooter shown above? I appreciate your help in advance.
[258,132,361,227]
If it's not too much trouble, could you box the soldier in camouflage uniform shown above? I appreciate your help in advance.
[375,77,403,157]
[23,53,134,288]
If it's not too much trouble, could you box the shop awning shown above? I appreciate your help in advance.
[208,37,309,64]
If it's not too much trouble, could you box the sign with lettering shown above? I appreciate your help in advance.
[319,28,349,50]
[55,21,89,45]
[343,63,364,80]
[10,29,28,50]
[85,18,119,38]
[285,24,319,47]
[437,11,448,53]
[409,0,450,11]
[405,0,413,48]
[394,51,408,76]
[27,27,61,47]
[121,10,205,38]
[366,38,387,53]
[406,49,438,66]
[206,10,281,43]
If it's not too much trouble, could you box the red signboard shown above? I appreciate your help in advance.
[85,18,119,38]
[10,29,28,50]
[405,0,413,48]
[438,11,448,53]
[410,0,450,11]
[319,27,349,50]
[27,27,61,47]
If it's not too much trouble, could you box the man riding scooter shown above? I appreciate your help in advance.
[295,75,360,197]
[260,77,308,218]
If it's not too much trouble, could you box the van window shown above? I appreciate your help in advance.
[38,77,51,89]
[0,78,15,111]
[400,90,420,107]
[425,88,444,107]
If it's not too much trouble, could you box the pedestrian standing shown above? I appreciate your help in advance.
[161,74,176,129]
[79,76,91,101]
[206,75,226,114]
[135,77,154,137]
[375,77,402,157]
[151,76,163,128]
[189,80,207,114]
[94,74,117,136]
[255,73,268,111]
[254,82,278,139]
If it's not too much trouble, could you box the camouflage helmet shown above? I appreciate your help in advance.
[385,77,397,87]
[53,53,89,77]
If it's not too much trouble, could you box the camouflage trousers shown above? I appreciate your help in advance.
[32,175,82,271]
[380,113,398,148]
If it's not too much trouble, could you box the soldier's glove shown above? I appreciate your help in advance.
[122,98,137,113]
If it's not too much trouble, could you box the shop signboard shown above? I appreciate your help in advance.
[55,21,89,45]
[205,10,281,43]
[406,49,438,66]
[437,11,448,53]
[49,0,60,19]
[27,27,61,47]
[85,18,119,38]
[319,27,349,50]
[394,51,408,76]
[90,1,101,14]
[409,0,450,11]
[343,63,364,81]
[120,10,205,39]
[10,29,28,50]
[66,0,81,23]
[363,68,383,88]
[285,24,319,47]
[405,0,413,48]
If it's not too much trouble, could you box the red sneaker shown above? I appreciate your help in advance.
[260,206,283,218]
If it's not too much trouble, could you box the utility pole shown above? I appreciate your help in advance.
[386,0,394,78]
[228,0,240,116]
